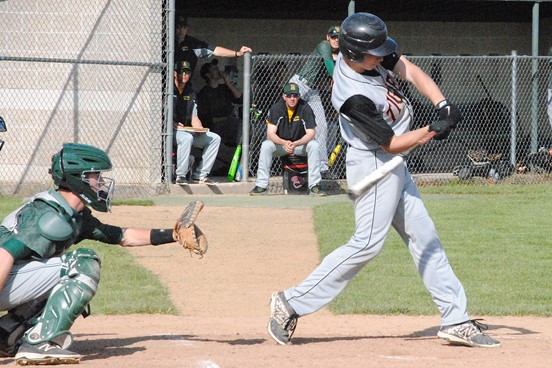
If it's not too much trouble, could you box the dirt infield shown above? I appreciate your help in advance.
[3,203,550,367]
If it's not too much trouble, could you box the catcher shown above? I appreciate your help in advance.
[0,143,207,365]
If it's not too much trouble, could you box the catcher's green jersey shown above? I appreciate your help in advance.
[0,190,123,261]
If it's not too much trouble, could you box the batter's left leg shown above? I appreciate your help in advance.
[391,173,469,326]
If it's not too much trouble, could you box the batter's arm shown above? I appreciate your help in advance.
[381,127,435,154]
[392,55,445,106]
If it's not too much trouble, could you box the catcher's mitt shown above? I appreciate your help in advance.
[173,201,208,258]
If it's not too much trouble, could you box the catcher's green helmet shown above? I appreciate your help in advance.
[50,143,114,212]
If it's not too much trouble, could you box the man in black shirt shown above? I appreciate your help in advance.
[250,83,325,196]
[174,15,252,76]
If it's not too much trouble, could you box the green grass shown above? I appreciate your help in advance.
[313,183,552,316]
[3,183,552,317]
[112,199,155,206]
[0,195,175,315]
[74,242,176,315]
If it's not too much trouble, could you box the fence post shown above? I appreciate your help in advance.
[241,52,252,181]
[165,0,176,185]
[511,50,518,165]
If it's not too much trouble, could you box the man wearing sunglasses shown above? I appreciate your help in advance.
[288,25,341,178]
[250,83,325,196]
[173,61,221,185]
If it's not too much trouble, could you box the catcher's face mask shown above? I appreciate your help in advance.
[81,171,115,212]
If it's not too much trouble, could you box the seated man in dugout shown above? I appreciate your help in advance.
[173,61,221,185]
[250,82,326,196]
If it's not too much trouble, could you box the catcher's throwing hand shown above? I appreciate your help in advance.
[173,201,208,258]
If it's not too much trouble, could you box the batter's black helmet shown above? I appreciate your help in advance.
[339,12,397,62]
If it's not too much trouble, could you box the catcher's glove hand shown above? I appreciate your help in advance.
[173,201,208,258]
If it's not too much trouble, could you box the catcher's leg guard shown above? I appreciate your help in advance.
[0,299,47,357]
[24,248,101,349]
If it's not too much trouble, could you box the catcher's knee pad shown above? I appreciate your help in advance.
[24,248,101,349]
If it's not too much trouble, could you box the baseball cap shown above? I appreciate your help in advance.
[200,59,219,80]
[327,25,340,36]
[175,61,191,74]
[283,82,300,95]
[176,15,188,27]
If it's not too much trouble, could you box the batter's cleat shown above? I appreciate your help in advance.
[267,292,299,345]
[249,186,267,196]
[437,319,501,348]
[15,340,81,365]
[175,176,188,185]
[309,185,327,197]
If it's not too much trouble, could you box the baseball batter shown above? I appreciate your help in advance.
[268,12,501,349]
[0,143,207,365]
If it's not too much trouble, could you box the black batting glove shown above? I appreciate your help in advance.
[435,99,463,128]
[429,119,455,140]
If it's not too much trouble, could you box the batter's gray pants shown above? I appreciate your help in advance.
[285,147,470,327]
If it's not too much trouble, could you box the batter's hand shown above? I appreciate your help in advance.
[429,119,456,140]
[436,100,463,125]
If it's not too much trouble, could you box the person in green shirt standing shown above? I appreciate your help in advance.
[289,26,340,178]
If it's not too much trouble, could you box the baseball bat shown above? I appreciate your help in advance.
[347,131,436,200]
[227,144,242,182]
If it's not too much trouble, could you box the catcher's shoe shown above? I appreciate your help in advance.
[15,340,81,365]
[268,292,299,345]
[437,320,501,348]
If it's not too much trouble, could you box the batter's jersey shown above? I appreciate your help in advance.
[0,190,123,262]
[331,53,413,151]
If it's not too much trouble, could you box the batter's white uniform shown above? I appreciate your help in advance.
[284,53,471,327]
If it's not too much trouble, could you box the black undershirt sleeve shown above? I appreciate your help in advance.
[381,52,401,70]
[340,95,394,146]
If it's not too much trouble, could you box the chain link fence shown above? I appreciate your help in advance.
[0,0,169,198]
[2,3,552,198]
[249,54,552,187]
